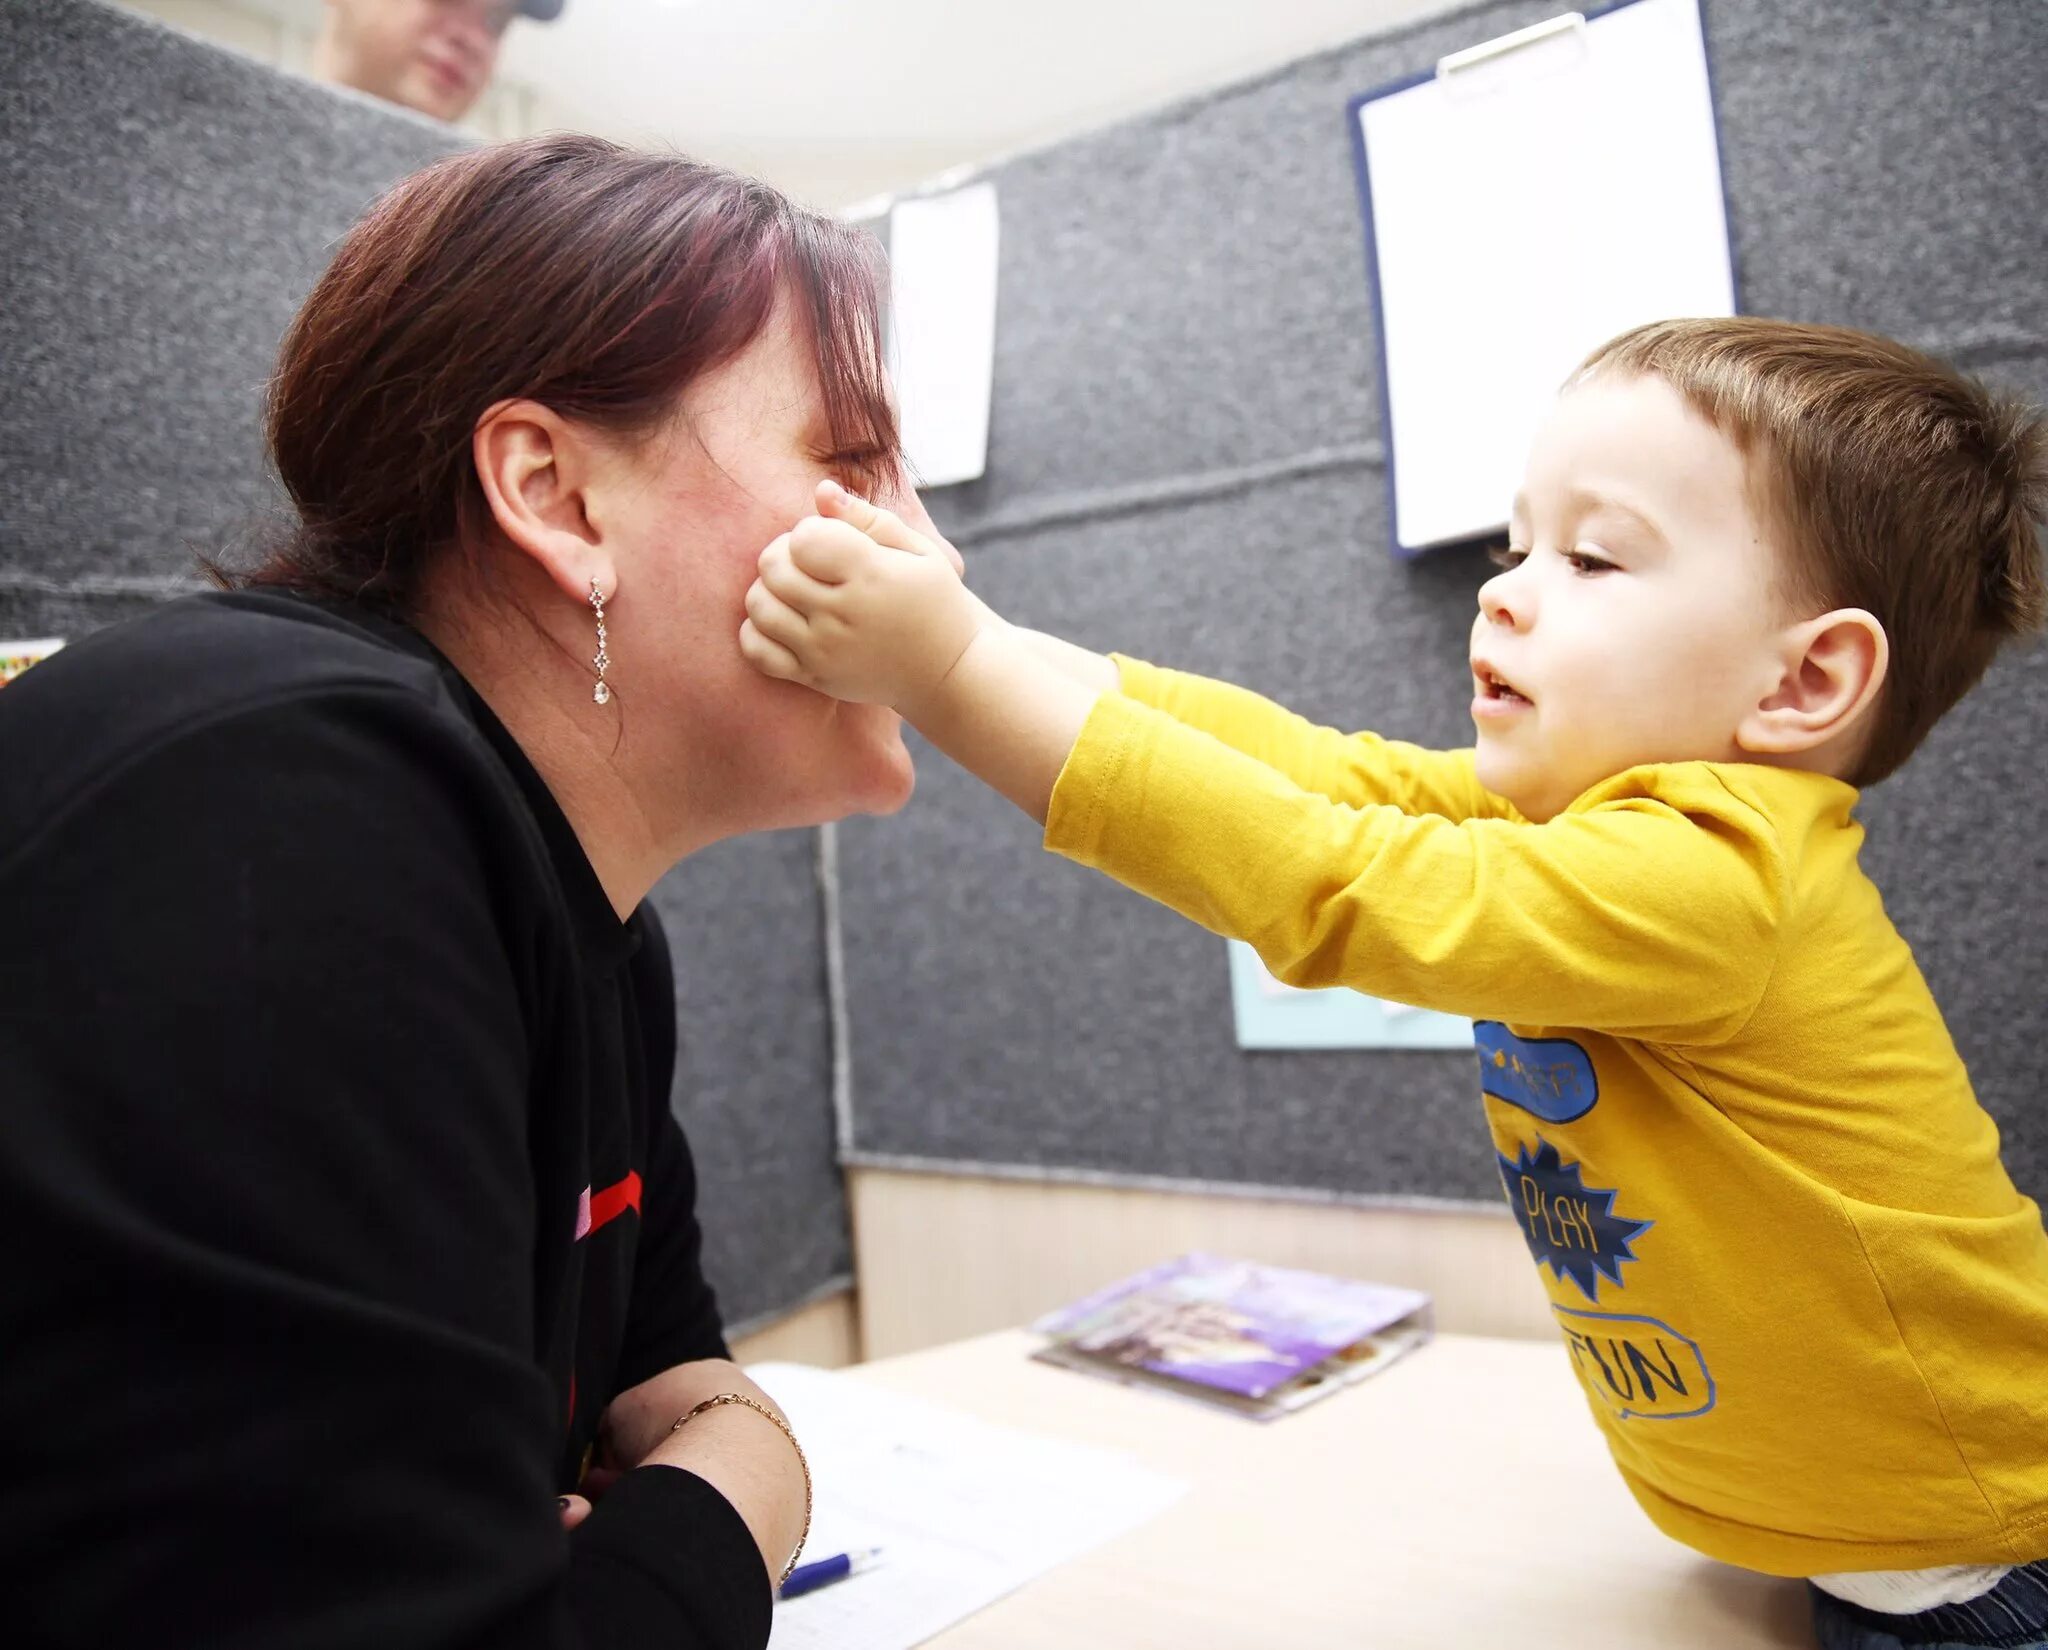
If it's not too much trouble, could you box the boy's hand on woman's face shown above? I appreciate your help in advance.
[818,479,967,577]
[740,480,994,716]
[815,479,1008,632]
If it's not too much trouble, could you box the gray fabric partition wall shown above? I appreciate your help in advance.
[0,0,849,1329]
[837,0,2048,1204]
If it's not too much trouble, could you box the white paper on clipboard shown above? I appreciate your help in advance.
[1354,0,1735,554]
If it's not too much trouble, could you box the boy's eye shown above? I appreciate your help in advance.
[1489,545,1529,570]
[1567,548,1617,575]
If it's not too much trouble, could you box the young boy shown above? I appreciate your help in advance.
[740,317,2048,1646]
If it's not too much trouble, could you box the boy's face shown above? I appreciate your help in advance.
[1470,372,1794,821]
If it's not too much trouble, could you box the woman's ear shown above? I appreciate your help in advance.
[1737,608,1889,760]
[472,399,617,604]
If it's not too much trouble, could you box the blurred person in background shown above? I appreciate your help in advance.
[312,0,562,124]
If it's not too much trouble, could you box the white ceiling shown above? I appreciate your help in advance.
[259,0,1467,208]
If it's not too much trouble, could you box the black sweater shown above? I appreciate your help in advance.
[0,592,771,1650]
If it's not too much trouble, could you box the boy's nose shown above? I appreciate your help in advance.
[1478,571,1529,631]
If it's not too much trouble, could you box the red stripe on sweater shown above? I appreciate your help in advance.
[584,1171,642,1236]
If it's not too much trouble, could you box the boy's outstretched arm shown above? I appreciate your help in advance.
[1008,624,1121,694]
[759,486,1507,822]
[916,627,1101,825]
[740,481,1097,824]
[741,481,1781,1043]
[805,491,1505,821]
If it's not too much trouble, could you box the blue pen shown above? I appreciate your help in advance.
[778,1546,885,1601]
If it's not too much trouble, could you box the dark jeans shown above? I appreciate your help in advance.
[1811,1561,2048,1650]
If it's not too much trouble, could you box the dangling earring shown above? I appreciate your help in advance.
[589,578,612,705]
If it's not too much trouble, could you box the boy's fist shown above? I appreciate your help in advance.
[739,480,987,713]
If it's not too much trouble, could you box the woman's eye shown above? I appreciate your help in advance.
[821,448,892,486]
[1488,545,1529,570]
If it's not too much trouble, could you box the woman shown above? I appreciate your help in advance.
[0,135,938,1648]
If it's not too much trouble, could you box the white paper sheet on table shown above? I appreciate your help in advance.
[751,1360,1186,1650]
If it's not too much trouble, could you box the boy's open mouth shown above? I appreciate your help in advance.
[1475,665,1532,706]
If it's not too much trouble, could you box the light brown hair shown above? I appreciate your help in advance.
[1573,317,2047,784]
[218,135,900,615]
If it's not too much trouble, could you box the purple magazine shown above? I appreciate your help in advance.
[1032,1253,1431,1401]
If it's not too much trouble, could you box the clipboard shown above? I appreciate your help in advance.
[1347,0,1739,558]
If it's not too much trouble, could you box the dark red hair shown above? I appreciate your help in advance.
[228,135,899,612]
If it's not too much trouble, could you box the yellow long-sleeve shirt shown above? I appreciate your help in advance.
[1043,656,2048,1576]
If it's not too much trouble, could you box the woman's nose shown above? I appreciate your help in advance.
[894,488,938,538]
[892,488,967,577]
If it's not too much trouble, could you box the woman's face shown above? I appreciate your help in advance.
[597,294,923,839]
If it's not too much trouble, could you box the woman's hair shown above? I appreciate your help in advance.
[221,135,900,614]
[1574,317,2048,785]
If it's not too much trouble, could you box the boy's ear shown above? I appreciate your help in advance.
[472,399,618,605]
[1737,609,1889,759]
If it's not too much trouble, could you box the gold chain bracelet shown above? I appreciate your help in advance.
[667,1392,812,1585]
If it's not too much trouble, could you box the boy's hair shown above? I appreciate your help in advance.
[1573,317,2048,785]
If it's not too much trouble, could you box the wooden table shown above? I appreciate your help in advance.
[844,1329,1813,1648]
